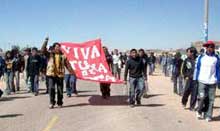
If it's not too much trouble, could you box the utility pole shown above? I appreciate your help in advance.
[204,0,209,42]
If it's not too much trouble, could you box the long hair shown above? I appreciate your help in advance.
[5,51,12,60]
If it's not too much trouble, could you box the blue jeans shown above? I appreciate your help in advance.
[129,77,145,104]
[30,74,39,93]
[149,63,155,75]
[197,82,216,118]
[64,74,77,95]
[5,71,14,94]
[14,71,20,90]
[173,75,183,95]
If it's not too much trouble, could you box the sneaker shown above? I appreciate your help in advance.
[72,93,78,97]
[189,107,195,112]
[182,104,187,109]
[129,104,135,108]
[58,105,63,108]
[129,101,135,107]
[49,104,54,109]
[67,94,71,97]
[196,112,203,119]
[34,92,39,96]
[205,117,211,122]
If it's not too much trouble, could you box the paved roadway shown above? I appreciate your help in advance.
[0,69,219,131]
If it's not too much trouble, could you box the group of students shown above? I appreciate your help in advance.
[0,40,156,109]
[0,37,78,109]
[162,41,220,122]
[1,39,219,122]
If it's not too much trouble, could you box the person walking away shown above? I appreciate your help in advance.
[181,47,198,111]
[124,49,147,107]
[41,37,75,109]
[194,41,220,122]
[26,47,42,96]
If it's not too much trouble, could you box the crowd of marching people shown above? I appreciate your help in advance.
[159,41,220,122]
[0,38,220,122]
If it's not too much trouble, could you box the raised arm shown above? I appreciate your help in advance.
[41,37,49,53]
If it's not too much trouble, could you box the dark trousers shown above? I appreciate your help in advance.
[30,74,39,93]
[48,76,64,105]
[46,76,49,93]
[100,83,111,97]
[181,79,198,109]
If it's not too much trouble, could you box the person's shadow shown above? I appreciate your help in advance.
[62,95,165,108]
[212,116,220,121]
[0,114,23,118]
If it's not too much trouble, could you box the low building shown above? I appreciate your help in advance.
[191,41,220,52]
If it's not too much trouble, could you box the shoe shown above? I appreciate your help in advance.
[129,101,135,107]
[136,100,141,105]
[182,104,187,109]
[67,94,71,97]
[0,90,3,98]
[58,105,63,108]
[196,112,203,119]
[189,108,195,112]
[129,104,135,108]
[107,92,110,97]
[72,93,78,97]
[102,95,107,99]
[49,104,54,109]
[205,117,211,122]
[34,92,38,96]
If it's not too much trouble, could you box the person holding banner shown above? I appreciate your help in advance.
[100,46,112,99]
[41,37,76,109]
[124,49,147,107]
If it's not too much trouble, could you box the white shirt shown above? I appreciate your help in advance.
[194,54,219,84]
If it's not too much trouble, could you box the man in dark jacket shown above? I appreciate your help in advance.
[26,47,42,96]
[181,47,198,111]
[124,49,147,107]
